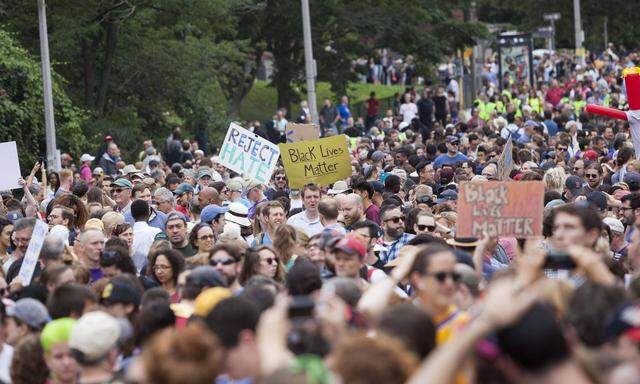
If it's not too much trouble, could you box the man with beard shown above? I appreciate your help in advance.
[379,204,415,264]
[621,193,640,243]
[166,213,197,258]
[209,244,243,293]
[342,193,365,230]
[265,169,289,200]
[583,163,603,194]
[253,201,285,246]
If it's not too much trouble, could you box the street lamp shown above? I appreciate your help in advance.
[37,0,58,171]
[543,12,561,51]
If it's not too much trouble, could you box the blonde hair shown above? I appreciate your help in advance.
[543,167,566,194]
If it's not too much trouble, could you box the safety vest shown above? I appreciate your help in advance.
[574,100,586,114]
[496,100,505,114]
[485,102,497,119]
[528,97,542,114]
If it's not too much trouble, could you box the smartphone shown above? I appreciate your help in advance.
[543,251,576,270]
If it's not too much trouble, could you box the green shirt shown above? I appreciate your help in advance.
[175,243,197,258]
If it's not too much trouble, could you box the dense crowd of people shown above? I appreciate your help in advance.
[2,45,640,384]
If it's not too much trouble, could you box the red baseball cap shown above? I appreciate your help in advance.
[583,150,599,161]
[104,135,113,141]
[334,236,366,259]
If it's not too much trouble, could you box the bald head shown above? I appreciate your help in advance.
[198,187,220,207]
[318,197,339,221]
[342,193,364,227]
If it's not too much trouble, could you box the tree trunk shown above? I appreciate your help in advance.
[81,35,99,109]
[96,21,117,114]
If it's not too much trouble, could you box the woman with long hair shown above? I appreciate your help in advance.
[238,245,284,285]
[0,217,13,272]
[47,171,60,200]
[272,224,300,270]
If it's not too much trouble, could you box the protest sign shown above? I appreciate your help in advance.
[17,220,48,285]
[456,181,544,238]
[279,135,351,189]
[286,123,320,143]
[218,122,280,184]
[0,142,21,191]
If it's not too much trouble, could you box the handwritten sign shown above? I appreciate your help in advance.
[456,181,544,238]
[218,122,280,184]
[17,220,48,285]
[0,142,21,191]
[286,123,320,143]
[278,135,351,189]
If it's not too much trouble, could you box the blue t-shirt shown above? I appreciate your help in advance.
[544,119,559,137]
[338,103,351,123]
[433,152,469,168]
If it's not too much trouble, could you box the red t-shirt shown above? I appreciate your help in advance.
[367,98,379,116]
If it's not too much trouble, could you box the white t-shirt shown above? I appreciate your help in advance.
[287,211,324,237]
[399,103,418,123]
[0,343,13,384]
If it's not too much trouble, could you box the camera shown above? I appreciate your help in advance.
[543,251,576,270]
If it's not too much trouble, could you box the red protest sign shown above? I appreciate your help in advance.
[456,181,544,238]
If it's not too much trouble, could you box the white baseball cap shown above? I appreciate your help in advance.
[603,217,625,234]
[80,154,95,162]
[69,311,121,363]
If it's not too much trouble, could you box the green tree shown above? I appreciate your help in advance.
[0,29,86,171]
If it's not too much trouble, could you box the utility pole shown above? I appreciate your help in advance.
[300,0,319,125]
[543,13,561,51]
[604,17,608,50]
[573,0,585,65]
[37,0,58,171]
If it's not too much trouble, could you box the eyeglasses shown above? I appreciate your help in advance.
[153,265,172,272]
[262,257,277,265]
[198,235,215,241]
[417,224,436,232]
[585,173,599,179]
[48,214,60,221]
[384,216,405,224]
[427,271,461,283]
[209,258,236,266]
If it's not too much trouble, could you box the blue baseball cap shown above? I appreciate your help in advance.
[435,189,458,204]
[200,205,228,224]
[174,183,195,195]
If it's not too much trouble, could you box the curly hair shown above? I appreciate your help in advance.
[142,323,222,384]
[11,334,49,384]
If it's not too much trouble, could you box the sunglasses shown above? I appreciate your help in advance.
[113,188,124,194]
[428,271,461,283]
[417,224,436,232]
[275,176,286,181]
[210,258,236,266]
[262,257,277,265]
[556,147,567,151]
[585,173,599,179]
[384,216,405,224]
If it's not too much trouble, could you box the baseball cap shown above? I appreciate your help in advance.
[93,167,104,176]
[69,311,121,363]
[7,298,51,330]
[524,120,540,128]
[333,236,366,259]
[113,178,133,189]
[624,172,640,190]
[6,211,23,224]
[370,181,384,194]
[226,179,243,193]
[193,287,232,317]
[121,164,137,175]
[80,154,95,162]
[41,318,76,353]
[565,175,583,196]
[446,135,460,144]
[200,205,228,224]
[197,167,214,180]
[435,189,458,204]
[604,217,625,234]
[370,151,386,163]
[101,280,141,306]
[174,183,195,195]
[583,150,599,161]
[244,179,263,192]
[586,191,607,211]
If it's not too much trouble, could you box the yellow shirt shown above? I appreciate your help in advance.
[434,305,470,345]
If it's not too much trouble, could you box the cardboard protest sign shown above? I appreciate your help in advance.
[286,123,320,143]
[279,135,351,189]
[218,123,280,184]
[456,181,544,238]
[0,141,21,191]
[17,220,48,285]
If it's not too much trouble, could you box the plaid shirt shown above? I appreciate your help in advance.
[380,233,415,265]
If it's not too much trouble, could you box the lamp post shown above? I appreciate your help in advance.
[37,0,58,171]
[301,0,319,125]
